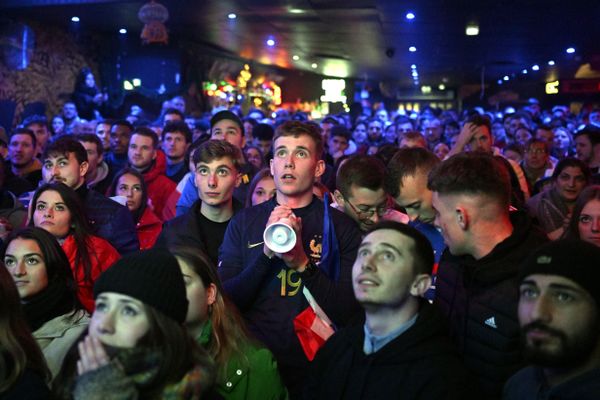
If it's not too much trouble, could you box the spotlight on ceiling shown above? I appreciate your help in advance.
[119,28,127,34]
[532,65,540,71]
[408,46,417,52]
[411,64,417,69]
[266,39,275,47]
[292,55,300,61]
[406,12,415,20]
[71,16,80,23]
[548,60,555,66]
[438,84,446,90]
[497,80,503,85]
[465,24,479,36]
[503,76,509,81]
[311,63,318,69]
[566,47,575,54]
[228,13,237,19]
[522,69,528,74]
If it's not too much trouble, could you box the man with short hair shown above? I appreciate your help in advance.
[305,221,479,399]
[76,133,111,194]
[41,136,139,254]
[334,155,407,232]
[253,123,275,160]
[399,131,427,149]
[22,114,51,157]
[448,114,530,201]
[8,128,42,187]
[421,117,443,150]
[162,107,184,126]
[127,127,176,219]
[428,152,547,398]
[157,140,243,265]
[105,120,133,176]
[574,127,600,174]
[219,121,362,396]
[386,147,444,299]
[175,110,256,215]
[326,125,350,167]
[161,121,191,183]
[62,101,81,135]
[504,239,600,399]
[521,139,554,191]
[320,116,338,141]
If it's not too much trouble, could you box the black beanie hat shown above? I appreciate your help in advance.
[93,249,188,324]
[519,239,600,306]
[210,110,244,135]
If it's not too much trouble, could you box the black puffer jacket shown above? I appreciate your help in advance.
[304,302,481,400]
[434,211,548,399]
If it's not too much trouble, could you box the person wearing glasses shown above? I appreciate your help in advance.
[333,155,408,233]
[520,139,555,193]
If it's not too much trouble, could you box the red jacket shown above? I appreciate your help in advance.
[62,234,121,313]
[142,151,176,221]
[137,206,162,250]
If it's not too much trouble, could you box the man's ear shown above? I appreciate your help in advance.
[333,189,345,206]
[151,149,157,160]
[314,159,325,179]
[79,161,89,177]
[235,172,242,188]
[456,207,468,230]
[410,274,432,297]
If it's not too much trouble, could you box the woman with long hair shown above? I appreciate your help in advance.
[565,185,600,247]
[29,183,120,312]
[52,249,214,399]
[526,158,590,240]
[2,227,88,379]
[108,168,162,250]
[172,246,287,400]
[0,261,50,398]
[245,168,276,207]
[72,67,107,121]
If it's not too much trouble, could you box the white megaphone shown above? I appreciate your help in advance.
[263,221,297,253]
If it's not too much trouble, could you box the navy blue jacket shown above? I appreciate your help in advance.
[83,188,139,254]
[218,196,362,393]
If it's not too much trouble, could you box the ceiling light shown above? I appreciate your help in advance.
[228,13,237,19]
[119,28,127,34]
[412,71,418,77]
[292,55,300,61]
[132,78,141,87]
[566,47,575,54]
[408,46,417,52]
[532,64,540,71]
[522,69,528,74]
[266,39,275,47]
[406,12,415,20]
[497,80,503,84]
[123,80,134,90]
[438,84,445,90]
[289,8,305,14]
[311,63,318,69]
[465,24,479,36]
[411,64,417,69]
[548,60,555,66]
[71,16,80,22]
[503,76,509,81]
[421,86,431,94]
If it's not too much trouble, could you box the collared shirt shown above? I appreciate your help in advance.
[363,313,418,354]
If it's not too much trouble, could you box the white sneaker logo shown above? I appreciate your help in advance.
[485,316,498,329]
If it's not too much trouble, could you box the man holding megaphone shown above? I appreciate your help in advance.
[218,121,363,398]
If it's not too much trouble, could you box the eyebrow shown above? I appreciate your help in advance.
[520,280,585,294]
[359,241,402,254]
[5,253,41,258]
[197,164,233,171]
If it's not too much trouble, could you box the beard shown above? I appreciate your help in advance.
[521,318,600,369]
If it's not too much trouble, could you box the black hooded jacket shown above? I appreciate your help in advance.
[434,211,548,398]
[304,302,480,400]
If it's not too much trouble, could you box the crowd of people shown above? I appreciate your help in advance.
[0,82,599,400]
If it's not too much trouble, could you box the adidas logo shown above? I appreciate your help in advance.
[484,316,498,329]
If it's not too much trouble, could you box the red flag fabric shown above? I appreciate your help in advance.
[293,306,335,361]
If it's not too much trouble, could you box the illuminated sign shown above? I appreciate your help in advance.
[545,80,559,95]
[320,79,347,103]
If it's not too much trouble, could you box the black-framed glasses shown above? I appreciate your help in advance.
[342,194,390,219]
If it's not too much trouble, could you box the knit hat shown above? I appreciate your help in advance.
[93,249,188,324]
[210,110,244,135]
[519,239,600,306]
